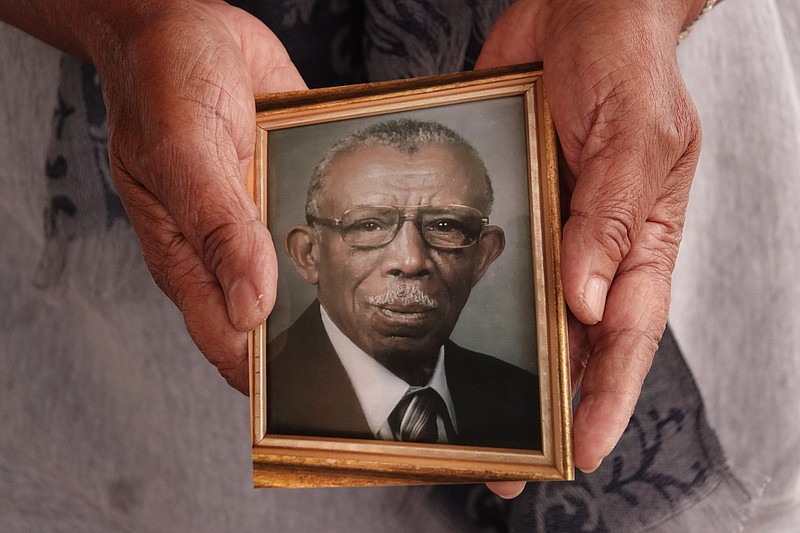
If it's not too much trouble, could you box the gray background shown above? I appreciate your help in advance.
[266,96,538,373]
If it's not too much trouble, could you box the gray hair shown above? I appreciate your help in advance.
[305,119,494,219]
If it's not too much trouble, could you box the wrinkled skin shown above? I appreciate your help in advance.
[479,0,703,497]
[1,0,704,499]
[95,1,306,394]
[284,144,505,386]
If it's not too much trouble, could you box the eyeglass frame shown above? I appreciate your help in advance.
[306,204,491,250]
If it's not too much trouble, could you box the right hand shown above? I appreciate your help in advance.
[92,1,306,392]
[477,0,703,485]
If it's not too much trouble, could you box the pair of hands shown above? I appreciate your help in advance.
[14,0,703,495]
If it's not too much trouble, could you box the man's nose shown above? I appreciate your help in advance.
[381,220,432,277]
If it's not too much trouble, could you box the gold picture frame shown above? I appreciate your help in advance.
[248,64,571,487]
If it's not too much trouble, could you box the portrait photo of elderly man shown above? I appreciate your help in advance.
[266,118,541,451]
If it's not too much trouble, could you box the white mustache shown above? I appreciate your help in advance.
[368,284,438,310]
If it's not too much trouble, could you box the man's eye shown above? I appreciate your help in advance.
[427,218,465,234]
[349,219,390,232]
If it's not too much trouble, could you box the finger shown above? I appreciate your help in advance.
[125,134,279,333]
[560,73,699,326]
[567,312,590,394]
[224,4,307,95]
[486,481,526,499]
[566,101,698,469]
[117,172,251,393]
[474,0,546,69]
[572,189,688,471]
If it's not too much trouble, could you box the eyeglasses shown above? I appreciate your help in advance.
[307,205,489,250]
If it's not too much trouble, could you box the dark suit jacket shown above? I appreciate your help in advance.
[267,302,541,450]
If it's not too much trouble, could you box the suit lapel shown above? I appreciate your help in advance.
[267,301,373,439]
[444,341,485,442]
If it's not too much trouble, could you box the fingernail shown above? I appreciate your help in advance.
[486,481,526,499]
[579,458,603,474]
[227,278,264,329]
[582,276,608,324]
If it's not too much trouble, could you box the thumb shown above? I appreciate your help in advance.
[474,0,548,69]
[101,2,307,392]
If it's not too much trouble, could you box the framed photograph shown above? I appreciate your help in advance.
[248,64,572,487]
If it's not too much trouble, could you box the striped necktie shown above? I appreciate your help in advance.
[389,387,455,443]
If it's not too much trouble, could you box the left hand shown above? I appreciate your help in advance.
[92,1,307,393]
[477,0,705,498]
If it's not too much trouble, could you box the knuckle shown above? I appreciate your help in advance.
[588,78,702,168]
[640,225,681,271]
[201,220,240,276]
[618,216,685,281]
[654,87,702,162]
[651,112,698,172]
[591,327,660,387]
[571,204,636,265]
[116,137,179,200]
[593,211,633,262]
[142,230,201,311]
[200,218,260,278]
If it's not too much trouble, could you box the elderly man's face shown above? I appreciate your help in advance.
[287,143,504,375]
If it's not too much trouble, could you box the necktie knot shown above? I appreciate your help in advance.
[389,387,454,443]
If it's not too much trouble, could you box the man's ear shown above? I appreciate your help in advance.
[470,225,505,286]
[284,225,320,285]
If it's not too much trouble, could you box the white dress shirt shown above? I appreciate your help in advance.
[319,305,458,442]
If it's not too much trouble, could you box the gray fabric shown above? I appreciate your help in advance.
[507,328,759,532]
[673,1,800,530]
[2,0,799,530]
[33,56,136,298]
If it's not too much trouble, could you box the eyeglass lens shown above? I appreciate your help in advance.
[338,206,485,249]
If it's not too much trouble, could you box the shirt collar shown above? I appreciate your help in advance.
[319,304,457,436]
